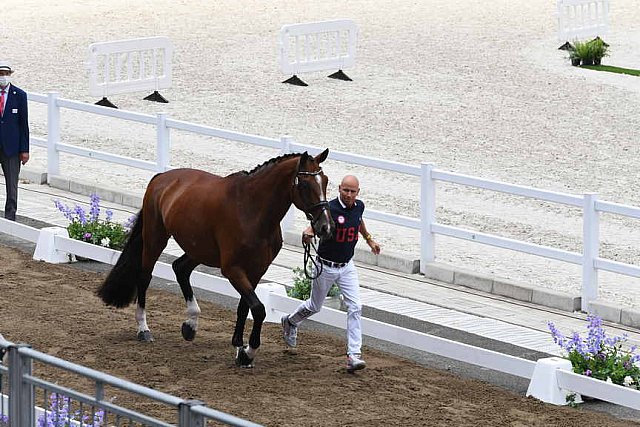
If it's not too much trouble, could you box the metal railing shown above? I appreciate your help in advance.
[0,337,261,426]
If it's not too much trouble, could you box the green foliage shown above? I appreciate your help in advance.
[569,38,609,63]
[54,194,134,251]
[66,219,129,250]
[565,393,579,408]
[287,264,340,300]
[565,343,640,387]
[589,37,609,60]
[581,65,640,76]
[549,315,640,390]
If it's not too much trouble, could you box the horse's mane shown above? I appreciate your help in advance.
[228,152,305,177]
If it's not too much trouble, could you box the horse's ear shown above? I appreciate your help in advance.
[297,151,310,171]
[316,148,329,164]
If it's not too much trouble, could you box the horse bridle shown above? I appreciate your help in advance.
[294,169,330,226]
[294,168,330,280]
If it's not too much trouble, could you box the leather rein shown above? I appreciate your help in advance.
[293,168,328,280]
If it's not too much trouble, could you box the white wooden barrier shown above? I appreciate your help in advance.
[23,90,640,313]
[557,0,609,42]
[87,36,173,98]
[279,19,357,82]
[527,357,640,409]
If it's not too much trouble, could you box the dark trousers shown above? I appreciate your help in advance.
[0,152,20,221]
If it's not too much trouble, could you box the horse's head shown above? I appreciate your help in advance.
[292,149,335,240]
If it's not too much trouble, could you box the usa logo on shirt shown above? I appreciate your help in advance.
[337,215,345,224]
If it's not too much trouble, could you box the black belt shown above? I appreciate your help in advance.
[316,256,348,268]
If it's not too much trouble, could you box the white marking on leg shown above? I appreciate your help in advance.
[135,306,149,333]
[245,346,258,360]
[185,297,201,330]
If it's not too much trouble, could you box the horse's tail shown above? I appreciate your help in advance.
[97,210,144,308]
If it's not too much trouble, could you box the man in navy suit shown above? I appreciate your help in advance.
[0,60,29,221]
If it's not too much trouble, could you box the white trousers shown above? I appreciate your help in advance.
[289,260,363,355]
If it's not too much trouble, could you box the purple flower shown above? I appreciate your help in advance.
[83,232,92,240]
[74,205,87,226]
[586,314,606,354]
[568,331,587,355]
[123,214,137,230]
[54,200,75,221]
[89,193,100,222]
[549,314,640,387]
[105,209,113,222]
[548,322,566,347]
[36,393,104,426]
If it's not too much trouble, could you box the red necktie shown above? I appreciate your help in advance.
[0,90,4,116]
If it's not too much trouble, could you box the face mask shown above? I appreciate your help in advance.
[0,76,10,87]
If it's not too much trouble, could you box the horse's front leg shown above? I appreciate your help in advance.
[225,266,266,367]
[232,296,250,348]
[230,291,265,368]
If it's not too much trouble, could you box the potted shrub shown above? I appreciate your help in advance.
[569,39,610,67]
[590,37,609,65]
[548,314,640,391]
[572,40,594,66]
[54,193,136,251]
[568,47,581,66]
[288,265,343,309]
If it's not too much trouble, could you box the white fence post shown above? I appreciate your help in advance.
[156,112,170,172]
[582,192,599,312]
[420,162,436,274]
[46,91,61,181]
[280,135,295,234]
[33,227,75,263]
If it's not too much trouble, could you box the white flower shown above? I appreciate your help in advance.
[100,237,111,247]
[606,377,613,384]
[624,376,634,387]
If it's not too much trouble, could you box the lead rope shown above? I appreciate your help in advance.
[303,237,323,280]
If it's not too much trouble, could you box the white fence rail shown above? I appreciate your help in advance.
[24,90,640,312]
[557,0,609,42]
[2,219,639,412]
[87,36,173,97]
[279,19,358,75]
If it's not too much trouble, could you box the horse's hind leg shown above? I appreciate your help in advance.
[172,254,201,341]
[136,215,170,342]
[135,271,155,342]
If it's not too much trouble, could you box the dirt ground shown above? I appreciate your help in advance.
[0,244,638,426]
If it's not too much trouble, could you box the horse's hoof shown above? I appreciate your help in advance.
[235,346,254,368]
[181,322,196,341]
[137,330,154,342]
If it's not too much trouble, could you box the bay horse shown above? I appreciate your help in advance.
[97,149,334,367]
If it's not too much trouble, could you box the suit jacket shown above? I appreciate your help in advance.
[0,84,29,157]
